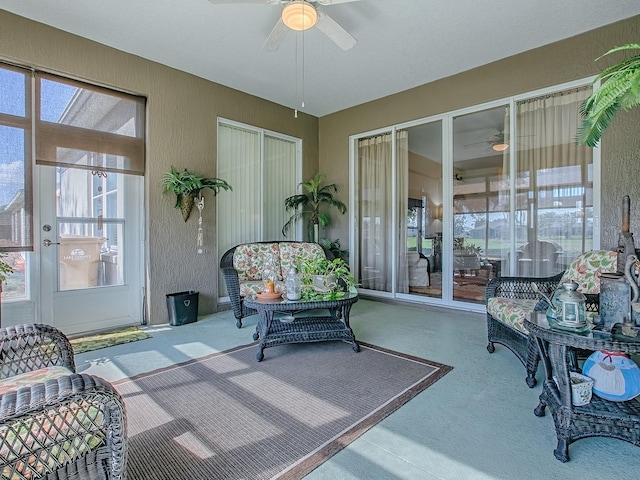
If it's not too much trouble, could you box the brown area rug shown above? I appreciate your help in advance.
[114,341,452,479]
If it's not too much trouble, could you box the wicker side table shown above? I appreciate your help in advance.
[244,293,359,361]
[525,313,640,462]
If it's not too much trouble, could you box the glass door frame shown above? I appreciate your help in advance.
[349,77,600,312]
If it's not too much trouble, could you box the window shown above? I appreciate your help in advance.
[0,62,145,299]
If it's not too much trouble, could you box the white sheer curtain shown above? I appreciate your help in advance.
[358,130,408,292]
[358,132,392,291]
[514,86,593,274]
[517,87,591,174]
[396,130,409,293]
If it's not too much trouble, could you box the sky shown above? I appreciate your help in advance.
[0,69,76,206]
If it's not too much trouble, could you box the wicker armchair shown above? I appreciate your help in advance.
[0,324,127,479]
[486,250,617,388]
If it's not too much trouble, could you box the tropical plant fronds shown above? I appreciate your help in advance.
[282,173,347,242]
[577,43,640,147]
[161,166,232,221]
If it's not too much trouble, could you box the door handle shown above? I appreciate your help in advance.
[42,239,60,247]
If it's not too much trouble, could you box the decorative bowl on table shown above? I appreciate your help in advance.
[255,291,283,301]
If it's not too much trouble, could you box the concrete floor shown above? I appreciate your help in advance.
[76,299,640,480]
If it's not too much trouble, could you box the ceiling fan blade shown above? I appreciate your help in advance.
[263,18,288,52]
[316,11,356,50]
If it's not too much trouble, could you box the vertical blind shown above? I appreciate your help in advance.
[217,121,299,295]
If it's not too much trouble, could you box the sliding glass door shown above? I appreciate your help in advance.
[352,80,597,310]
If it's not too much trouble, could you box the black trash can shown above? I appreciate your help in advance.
[166,291,199,326]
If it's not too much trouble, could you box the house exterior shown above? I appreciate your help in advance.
[1,10,639,326]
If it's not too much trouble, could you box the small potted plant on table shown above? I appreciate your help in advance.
[298,257,356,300]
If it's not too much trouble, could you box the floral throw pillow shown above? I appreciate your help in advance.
[559,250,617,294]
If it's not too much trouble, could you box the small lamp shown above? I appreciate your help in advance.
[282,1,318,31]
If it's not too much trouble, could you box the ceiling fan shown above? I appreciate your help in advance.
[465,130,510,152]
[208,0,359,51]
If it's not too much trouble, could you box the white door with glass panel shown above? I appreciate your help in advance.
[38,166,143,334]
[0,64,146,333]
[33,72,145,334]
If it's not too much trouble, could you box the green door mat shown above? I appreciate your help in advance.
[70,326,151,354]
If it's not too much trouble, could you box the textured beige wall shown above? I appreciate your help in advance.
[0,10,319,324]
[319,15,640,252]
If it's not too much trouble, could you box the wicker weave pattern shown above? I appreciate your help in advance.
[244,294,359,361]
[485,273,563,387]
[527,319,640,461]
[0,325,127,480]
[1,325,75,380]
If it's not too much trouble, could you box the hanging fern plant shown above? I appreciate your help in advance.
[161,166,232,221]
[577,43,640,147]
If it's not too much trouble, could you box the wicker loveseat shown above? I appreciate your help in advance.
[0,324,127,479]
[220,241,327,328]
[486,249,617,387]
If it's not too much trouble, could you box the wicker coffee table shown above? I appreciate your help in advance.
[243,292,359,361]
[525,312,640,462]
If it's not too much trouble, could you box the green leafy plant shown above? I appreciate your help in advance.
[577,43,640,147]
[0,252,14,285]
[282,173,347,243]
[453,237,483,255]
[161,166,232,221]
[297,257,356,300]
[318,238,349,262]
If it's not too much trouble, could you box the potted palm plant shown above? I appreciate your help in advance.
[282,173,347,243]
[161,166,232,221]
[577,43,640,147]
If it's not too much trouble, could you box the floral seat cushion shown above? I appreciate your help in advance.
[235,242,326,298]
[488,250,617,332]
[487,298,540,334]
[557,249,617,294]
[0,365,72,395]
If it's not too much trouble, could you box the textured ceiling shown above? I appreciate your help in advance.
[1,0,640,117]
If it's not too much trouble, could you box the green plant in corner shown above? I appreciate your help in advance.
[577,43,640,147]
[0,252,13,285]
[161,166,232,221]
[282,173,347,243]
[318,238,349,262]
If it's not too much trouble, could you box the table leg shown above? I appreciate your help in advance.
[342,303,360,352]
[256,311,274,362]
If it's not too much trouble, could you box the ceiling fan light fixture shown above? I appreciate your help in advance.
[492,143,509,152]
[282,1,318,31]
